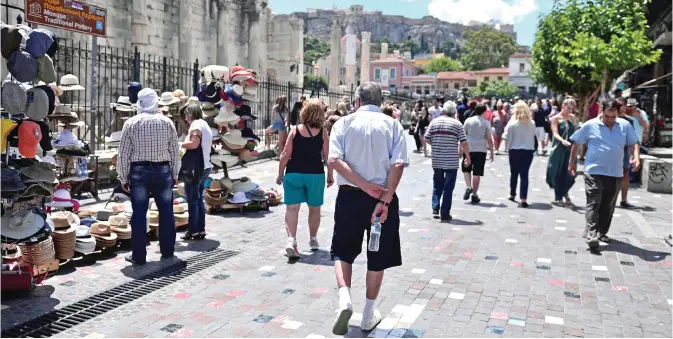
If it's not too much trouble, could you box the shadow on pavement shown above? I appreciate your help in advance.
[286,249,334,266]
[444,219,483,226]
[596,239,671,262]
[526,203,553,210]
[399,211,414,217]
[345,325,368,338]
[470,202,507,208]
[172,239,221,253]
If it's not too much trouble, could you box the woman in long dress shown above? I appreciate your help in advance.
[546,98,577,206]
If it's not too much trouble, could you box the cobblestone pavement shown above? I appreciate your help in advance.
[2,135,672,338]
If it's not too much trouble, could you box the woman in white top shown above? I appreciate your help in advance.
[180,102,213,240]
[502,101,536,208]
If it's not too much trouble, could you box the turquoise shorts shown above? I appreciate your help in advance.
[283,172,325,206]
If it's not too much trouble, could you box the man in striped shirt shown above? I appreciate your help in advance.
[424,101,471,221]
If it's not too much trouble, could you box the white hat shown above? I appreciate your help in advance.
[137,88,159,114]
[202,65,230,83]
[158,92,180,106]
[111,96,135,111]
[214,106,240,125]
[52,129,84,149]
[59,74,85,91]
[211,127,221,141]
[75,226,96,253]
[105,131,123,144]
[222,129,248,146]
[232,177,258,193]
[45,188,80,208]
[210,153,239,168]
[626,98,638,107]
[0,209,45,240]
[228,191,250,204]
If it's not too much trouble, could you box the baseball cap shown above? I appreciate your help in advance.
[1,119,18,153]
[18,121,42,158]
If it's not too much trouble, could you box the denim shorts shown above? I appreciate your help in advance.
[270,121,285,131]
[283,172,325,206]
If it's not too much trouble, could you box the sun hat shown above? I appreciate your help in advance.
[90,223,118,242]
[205,180,224,193]
[241,127,260,142]
[137,88,159,114]
[107,202,126,214]
[222,129,248,147]
[111,96,135,112]
[36,55,56,83]
[105,131,123,145]
[20,162,56,184]
[1,208,45,241]
[59,74,85,91]
[231,69,253,82]
[626,98,638,107]
[74,226,96,254]
[44,187,80,211]
[232,177,258,193]
[224,84,244,105]
[247,189,267,202]
[18,120,42,158]
[38,155,57,168]
[50,104,79,121]
[35,85,55,116]
[210,153,239,168]
[172,89,185,98]
[234,105,257,120]
[16,181,54,199]
[49,211,79,234]
[25,87,49,120]
[214,106,240,125]
[1,82,29,115]
[7,50,37,83]
[1,119,18,152]
[52,129,83,149]
[158,91,180,106]
[96,209,114,222]
[9,196,42,212]
[204,83,223,105]
[26,28,55,58]
[201,102,218,117]
[228,191,251,204]
[173,204,186,213]
[1,167,26,192]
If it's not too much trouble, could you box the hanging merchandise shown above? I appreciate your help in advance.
[58,74,85,91]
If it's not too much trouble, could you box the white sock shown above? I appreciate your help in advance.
[363,298,376,318]
[338,287,351,309]
[310,236,317,241]
[287,237,296,244]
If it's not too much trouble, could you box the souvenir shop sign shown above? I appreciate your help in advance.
[25,0,107,37]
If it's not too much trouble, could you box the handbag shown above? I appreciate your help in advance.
[408,125,415,135]
[178,135,204,185]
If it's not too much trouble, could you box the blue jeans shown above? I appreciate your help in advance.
[128,163,175,261]
[432,168,457,218]
[508,149,534,199]
[184,168,211,234]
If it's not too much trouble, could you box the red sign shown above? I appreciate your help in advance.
[24,0,107,37]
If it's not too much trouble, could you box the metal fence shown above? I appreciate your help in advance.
[51,39,356,151]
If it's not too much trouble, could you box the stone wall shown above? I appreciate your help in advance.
[266,15,304,85]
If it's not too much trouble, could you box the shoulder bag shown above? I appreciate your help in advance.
[178,134,204,185]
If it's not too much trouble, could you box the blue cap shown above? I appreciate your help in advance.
[26,29,55,58]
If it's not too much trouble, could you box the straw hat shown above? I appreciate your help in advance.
[90,223,117,248]
[107,202,126,214]
[148,211,159,227]
[49,211,78,259]
[18,237,55,266]
[174,212,189,225]
[173,204,186,214]
[108,215,131,240]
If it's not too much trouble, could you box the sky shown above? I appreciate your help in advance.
[268,0,553,47]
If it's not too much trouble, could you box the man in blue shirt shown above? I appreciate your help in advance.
[568,99,640,249]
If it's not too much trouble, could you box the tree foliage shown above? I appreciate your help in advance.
[425,56,462,73]
[530,0,661,117]
[303,74,328,91]
[460,26,519,71]
[441,41,461,60]
[303,36,330,65]
[468,80,520,99]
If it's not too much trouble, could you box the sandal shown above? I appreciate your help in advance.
[564,195,573,206]
[181,231,206,240]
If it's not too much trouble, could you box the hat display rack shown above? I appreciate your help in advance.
[192,65,273,214]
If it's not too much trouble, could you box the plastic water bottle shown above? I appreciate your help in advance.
[368,217,382,252]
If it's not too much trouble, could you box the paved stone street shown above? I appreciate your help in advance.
[2,135,672,338]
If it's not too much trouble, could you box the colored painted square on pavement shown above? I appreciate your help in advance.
[160,324,183,333]
[508,318,526,327]
[402,329,425,338]
[487,325,505,334]
[490,312,508,320]
[253,314,275,324]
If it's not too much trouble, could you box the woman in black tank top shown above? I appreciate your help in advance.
[276,99,334,257]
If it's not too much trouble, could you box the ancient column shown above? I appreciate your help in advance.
[247,14,260,71]
[131,0,149,50]
[256,7,270,76]
[329,17,341,90]
[216,2,229,66]
[360,31,371,84]
[178,0,192,62]
[381,42,389,58]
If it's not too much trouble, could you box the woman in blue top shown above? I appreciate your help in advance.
[265,95,289,155]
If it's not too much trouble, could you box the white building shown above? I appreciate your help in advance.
[508,53,547,96]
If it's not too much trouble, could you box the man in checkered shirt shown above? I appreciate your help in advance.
[118,88,181,265]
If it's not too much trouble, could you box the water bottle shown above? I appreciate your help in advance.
[368,217,382,252]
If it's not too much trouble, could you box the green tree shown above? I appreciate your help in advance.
[424,56,462,73]
[303,36,330,65]
[460,26,519,71]
[531,0,661,119]
[401,40,421,57]
[303,74,328,91]
[469,80,520,98]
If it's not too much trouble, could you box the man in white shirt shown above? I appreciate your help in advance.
[328,82,409,334]
[428,99,442,120]
[461,103,495,204]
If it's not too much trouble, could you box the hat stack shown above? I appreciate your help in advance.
[204,180,230,207]
[18,236,56,266]
[1,24,57,84]
[148,199,189,228]
[108,215,131,240]
[90,223,117,249]
[74,226,96,254]
[110,96,136,121]
[44,184,80,212]
[48,211,78,260]
[232,177,259,193]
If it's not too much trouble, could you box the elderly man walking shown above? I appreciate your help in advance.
[424,101,471,221]
[118,88,181,265]
[569,99,639,249]
[328,82,409,334]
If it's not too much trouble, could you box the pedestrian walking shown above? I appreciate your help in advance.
[428,99,442,120]
[410,102,423,152]
[502,101,536,207]
[461,103,494,204]
[276,98,334,257]
[264,95,289,154]
[118,88,181,264]
[424,101,471,221]
[547,98,577,206]
[491,102,507,154]
[533,100,549,155]
[415,107,431,156]
[180,102,212,240]
[328,82,408,334]
[620,98,649,207]
[568,99,640,249]
[615,98,639,209]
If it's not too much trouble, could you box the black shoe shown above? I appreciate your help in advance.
[160,254,175,261]
[432,209,439,215]
[520,202,529,208]
[125,253,146,265]
[620,201,633,209]
[440,215,452,221]
[471,195,481,204]
[463,187,473,200]
[508,196,516,202]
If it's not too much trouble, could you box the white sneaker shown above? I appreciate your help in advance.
[309,238,319,251]
[361,309,382,331]
[332,305,353,335]
[285,241,299,258]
